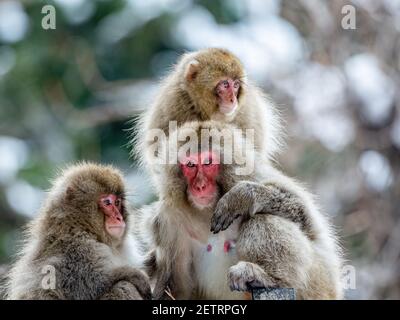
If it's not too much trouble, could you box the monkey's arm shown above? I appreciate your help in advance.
[106,266,152,300]
[99,281,144,300]
[210,181,314,237]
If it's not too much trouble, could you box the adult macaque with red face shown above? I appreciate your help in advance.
[134,120,343,300]
[7,163,151,300]
[180,151,220,210]
[134,121,253,300]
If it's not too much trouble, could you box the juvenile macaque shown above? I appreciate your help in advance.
[136,48,281,174]
[6,163,151,300]
[134,121,343,300]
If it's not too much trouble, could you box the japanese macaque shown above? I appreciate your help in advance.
[133,121,343,300]
[6,163,151,300]
[135,48,281,177]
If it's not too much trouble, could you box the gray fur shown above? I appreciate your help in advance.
[6,163,151,300]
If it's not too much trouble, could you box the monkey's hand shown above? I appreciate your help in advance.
[228,261,277,291]
[211,181,309,234]
[211,181,257,234]
[110,266,152,300]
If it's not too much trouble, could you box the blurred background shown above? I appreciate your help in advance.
[0,0,399,299]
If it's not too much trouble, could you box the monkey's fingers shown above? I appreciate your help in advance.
[212,219,230,233]
[211,211,240,233]
[133,278,152,300]
[228,261,277,293]
[215,217,231,233]
[211,202,229,232]
[220,213,240,231]
[210,214,219,233]
[210,213,225,233]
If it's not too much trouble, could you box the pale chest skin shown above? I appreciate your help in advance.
[184,216,247,299]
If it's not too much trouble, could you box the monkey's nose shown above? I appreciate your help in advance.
[194,182,207,192]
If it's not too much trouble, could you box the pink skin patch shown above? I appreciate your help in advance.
[180,151,220,207]
[223,240,231,253]
[206,240,236,253]
[98,194,126,239]
[216,78,240,114]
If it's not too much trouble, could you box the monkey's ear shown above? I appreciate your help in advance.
[185,59,200,82]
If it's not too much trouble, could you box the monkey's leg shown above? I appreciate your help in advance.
[231,215,314,294]
[100,281,143,300]
[153,258,194,300]
[109,266,152,300]
[153,266,174,300]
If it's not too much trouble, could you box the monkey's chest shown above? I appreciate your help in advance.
[191,221,245,299]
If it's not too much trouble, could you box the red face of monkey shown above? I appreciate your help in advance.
[180,151,221,209]
[215,78,241,115]
[98,194,126,239]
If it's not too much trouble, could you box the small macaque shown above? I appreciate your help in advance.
[6,163,151,300]
[136,48,281,177]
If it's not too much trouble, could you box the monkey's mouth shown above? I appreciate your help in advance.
[189,192,217,210]
[219,102,238,115]
[195,195,214,205]
[106,223,126,238]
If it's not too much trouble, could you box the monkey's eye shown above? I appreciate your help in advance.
[233,80,240,89]
[222,80,229,88]
[186,161,196,168]
[103,199,112,206]
[115,199,121,207]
